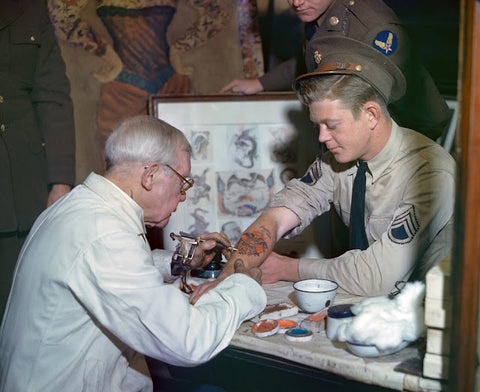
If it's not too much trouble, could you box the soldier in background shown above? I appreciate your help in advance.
[0,0,75,318]
[221,0,450,141]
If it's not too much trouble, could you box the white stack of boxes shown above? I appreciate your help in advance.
[423,255,451,380]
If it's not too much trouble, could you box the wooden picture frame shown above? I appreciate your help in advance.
[148,93,323,256]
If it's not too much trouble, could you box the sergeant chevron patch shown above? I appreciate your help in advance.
[388,206,419,244]
[300,158,322,184]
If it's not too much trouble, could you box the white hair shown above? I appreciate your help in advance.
[104,115,191,171]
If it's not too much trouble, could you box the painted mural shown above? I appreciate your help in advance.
[48,0,264,181]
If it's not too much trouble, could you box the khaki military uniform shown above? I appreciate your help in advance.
[260,0,449,140]
[269,122,455,297]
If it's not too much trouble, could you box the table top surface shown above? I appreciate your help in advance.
[230,281,444,392]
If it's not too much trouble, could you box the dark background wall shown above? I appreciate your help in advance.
[383,0,460,98]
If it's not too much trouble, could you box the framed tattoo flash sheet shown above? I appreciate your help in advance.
[149,93,324,258]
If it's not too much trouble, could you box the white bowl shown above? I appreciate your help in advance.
[346,340,409,357]
[293,279,338,313]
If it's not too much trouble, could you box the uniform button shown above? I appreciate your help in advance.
[0,96,3,103]
[329,16,339,26]
[30,35,36,42]
[349,0,355,5]
[1,124,5,133]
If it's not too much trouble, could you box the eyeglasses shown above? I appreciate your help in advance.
[165,164,194,194]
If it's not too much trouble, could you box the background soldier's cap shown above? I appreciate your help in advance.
[296,35,407,103]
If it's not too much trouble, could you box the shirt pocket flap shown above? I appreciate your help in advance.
[10,26,41,46]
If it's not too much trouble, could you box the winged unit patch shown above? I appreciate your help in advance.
[372,30,397,56]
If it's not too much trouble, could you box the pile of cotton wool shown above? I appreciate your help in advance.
[336,281,426,350]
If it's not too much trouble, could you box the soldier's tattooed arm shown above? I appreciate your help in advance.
[189,206,299,304]
[237,226,272,256]
[218,207,299,279]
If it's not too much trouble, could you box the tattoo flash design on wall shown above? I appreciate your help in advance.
[217,170,274,217]
[280,167,298,185]
[220,221,243,246]
[186,207,211,236]
[188,167,212,205]
[388,206,420,244]
[230,126,258,169]
[190,130,211,161]
[268,125,298,164]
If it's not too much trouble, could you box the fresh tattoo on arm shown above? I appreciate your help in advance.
[237,226,272,256]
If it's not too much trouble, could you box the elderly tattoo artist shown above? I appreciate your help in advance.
[0,115,266,392]
[191,36,454,303]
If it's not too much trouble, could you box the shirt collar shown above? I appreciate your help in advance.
[316,0,339,28]
[365,120,401,183]
[83,172,146,233]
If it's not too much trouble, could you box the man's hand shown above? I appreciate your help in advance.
[189,279,218,304]
[188,259,263,305]
[234,259,262,285]
[259,252,299,284]
[47,184,71,207]
[220,78,264,94]
[189,232,232,270]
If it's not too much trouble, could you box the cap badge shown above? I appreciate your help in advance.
[314,50,322,64]
[373,30,397,56]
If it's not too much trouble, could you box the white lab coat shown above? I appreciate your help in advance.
[0,173,266,392]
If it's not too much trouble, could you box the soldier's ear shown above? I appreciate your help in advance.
[363,101,381,130]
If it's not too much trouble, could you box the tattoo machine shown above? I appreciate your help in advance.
[170,232,199,294]
[178,231,232,274]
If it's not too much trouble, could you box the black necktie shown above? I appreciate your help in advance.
[304,22,317,41]
[350,161,369,250]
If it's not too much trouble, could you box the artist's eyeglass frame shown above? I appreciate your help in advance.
[165,164,194,195]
